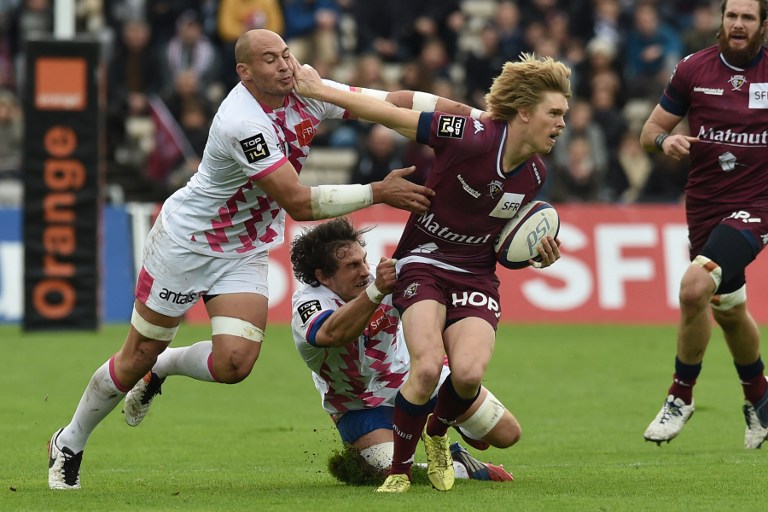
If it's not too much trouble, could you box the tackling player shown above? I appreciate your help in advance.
[290,53,567,492]
[290,218,517,484]
[46,29,435,490]
[640,0,768,448]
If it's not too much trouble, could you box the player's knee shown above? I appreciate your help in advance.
[488,417,521,448]
[679,271,715,309]
[449,365,486,393]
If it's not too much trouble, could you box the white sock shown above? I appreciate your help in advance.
[414,462,469,480]
[153,341,216,381]
[58,359,125,453]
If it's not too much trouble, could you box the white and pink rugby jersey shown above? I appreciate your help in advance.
[291,281,410,415]
[161,79,351,257]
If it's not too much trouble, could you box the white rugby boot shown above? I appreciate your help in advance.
[644,395,695,445]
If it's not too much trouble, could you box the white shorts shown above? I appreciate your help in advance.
[135,217,270,317]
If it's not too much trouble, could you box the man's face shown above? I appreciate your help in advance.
[718,0,766,67]
[241,37,294,104]
[526,91,568,154]
[319,242,372,303]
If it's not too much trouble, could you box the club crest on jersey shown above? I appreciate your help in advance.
[729,75,747,91]
[487,180,503,199]
[239,133,270,164]
[437,115,465,138]
[297,300,322,323]
[404,282,420,299]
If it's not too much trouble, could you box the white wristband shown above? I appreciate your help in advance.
[359,87,388,101]
[365,282,385,304]
[310,184,373,219]
[470,108,483,120]
[412,91,439,112]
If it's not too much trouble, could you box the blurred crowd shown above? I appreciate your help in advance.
[0,0,726,206]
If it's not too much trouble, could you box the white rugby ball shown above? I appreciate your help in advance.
[494,201,560,270]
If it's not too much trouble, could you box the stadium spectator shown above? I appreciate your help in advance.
[548,135,602,203]
[282,0,340,67]
[399,0,465,63]
[8,0,53,92]
[46,28,435,490]
[463,24,506,110]
[493,0,528,62]
[290,52,566,493]
[162,9,220,98]
[289,217,516,484]
[682,1,720,55]
[640,0,768,449]
[0,88,21,205]
[623,1,684,100]
[349,124,405,186]
[350,0,412,62]
[217,0,284,87]
[551,99,609,195]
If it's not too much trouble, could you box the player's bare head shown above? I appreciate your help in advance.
[484,53,571,122]
[235,29,287,64]
[717,0,767,66]
[290,218,373,287]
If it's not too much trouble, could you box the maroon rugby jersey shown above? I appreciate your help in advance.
[392,112,546,274]
[661,46,768,220]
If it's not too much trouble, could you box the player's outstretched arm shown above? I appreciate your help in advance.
[375,89,487,120]
[290,56,421,140]
[313,257,397,347]
[258,162,433,221]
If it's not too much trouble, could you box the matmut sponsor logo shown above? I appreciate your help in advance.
[697,125,768,145]
[35,57,87,111]
[417,212,492,245]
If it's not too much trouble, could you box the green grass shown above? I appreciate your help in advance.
[2,323,767,511]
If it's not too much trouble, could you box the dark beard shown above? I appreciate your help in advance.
[718,25,765,67]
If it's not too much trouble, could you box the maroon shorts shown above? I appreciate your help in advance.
[688,207,768,256]
[392,263,501,329]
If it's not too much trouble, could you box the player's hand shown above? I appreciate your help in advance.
[530,236,561,269]
[373,257,397,295]
[371,166,435,214]
[288,54,323,98]
[661,134,699,161]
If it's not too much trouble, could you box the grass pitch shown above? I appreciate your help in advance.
[2,322,767,511]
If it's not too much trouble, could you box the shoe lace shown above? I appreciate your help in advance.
[659,399,685,424]
[743,405,758,429]
[60,448,83,486]
[140,374,164,405]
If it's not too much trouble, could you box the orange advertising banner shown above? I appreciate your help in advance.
[184,203,768,325]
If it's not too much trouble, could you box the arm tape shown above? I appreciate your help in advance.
[310,184,373,219]
[470,108,483,120]
[359,87,389,101]
[412,91,439,112]
[365,282,385,304]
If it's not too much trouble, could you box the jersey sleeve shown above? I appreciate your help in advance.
[223,110,289,180]
[291,289,340,347]
[660,55,694,117]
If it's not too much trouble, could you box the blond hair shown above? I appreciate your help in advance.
[485,53,571,122]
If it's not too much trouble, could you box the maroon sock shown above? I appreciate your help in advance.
[426,375,479,438]
[742,374,768,405]
[668,375,696,405]
[390,392,430,478]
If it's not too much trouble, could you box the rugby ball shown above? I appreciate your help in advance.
[494,201,560,270]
